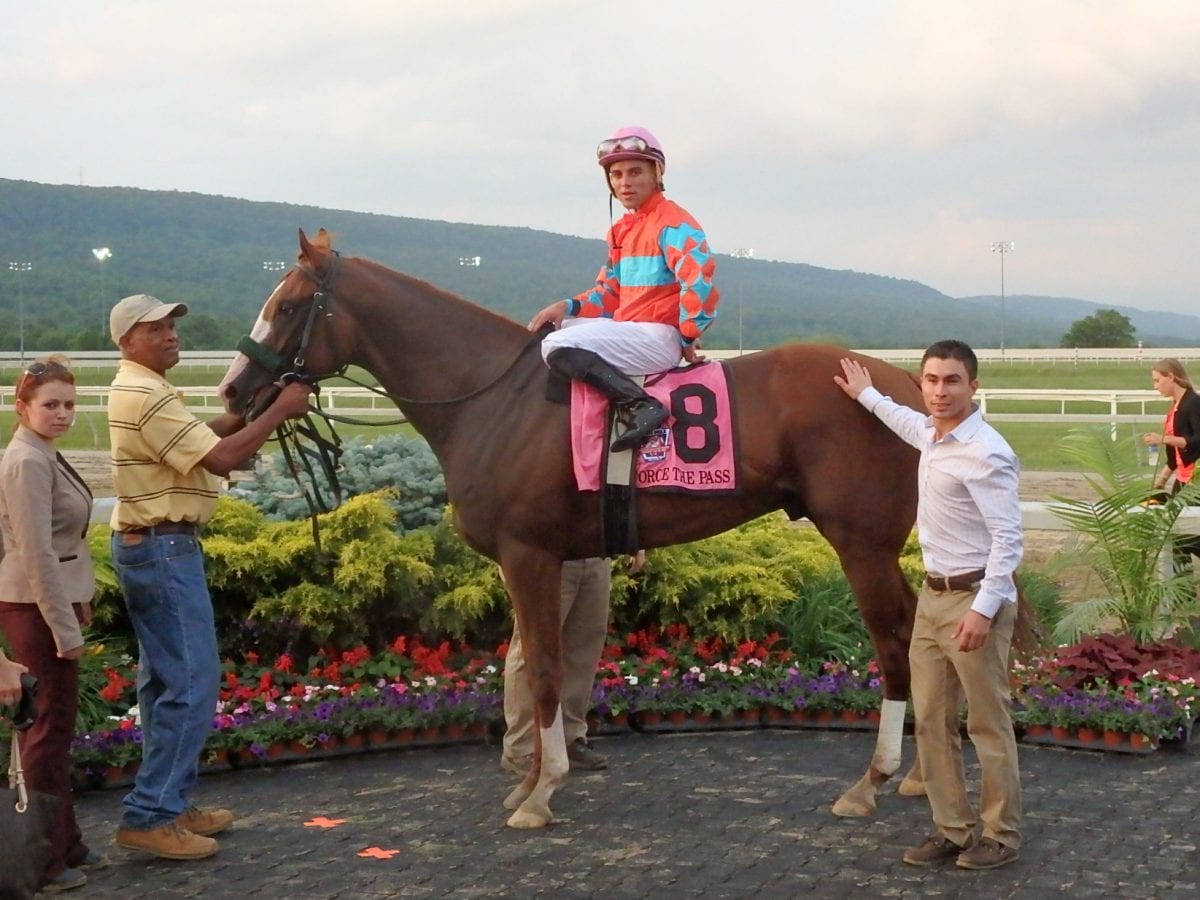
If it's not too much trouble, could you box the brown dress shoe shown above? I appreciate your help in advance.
[567,738,608,770]
[115,823,217,860]
[902,833,974,866]
[956,837,1020,870]
[176,805,235,836]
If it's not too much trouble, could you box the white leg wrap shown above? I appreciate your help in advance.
[873,699,906,775]
[540,705,568,775]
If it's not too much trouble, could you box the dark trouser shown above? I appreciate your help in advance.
[1170,479,1200,574]
[0,602,87,884]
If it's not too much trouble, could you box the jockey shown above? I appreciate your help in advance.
[529,126,721,452]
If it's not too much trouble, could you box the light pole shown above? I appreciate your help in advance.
[92,247,112,338]
[8,261,31,364]
[990,241,1014,357]
[262,260,286,296]
[731,248,754,355]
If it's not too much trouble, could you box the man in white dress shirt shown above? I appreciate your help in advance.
[835,339,1023,871]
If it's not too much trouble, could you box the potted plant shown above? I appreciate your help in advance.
[1047,431,1200,643]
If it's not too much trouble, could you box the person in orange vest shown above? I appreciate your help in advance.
[529,126,720,452]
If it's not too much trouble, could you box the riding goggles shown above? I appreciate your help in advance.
[596,136,663,160]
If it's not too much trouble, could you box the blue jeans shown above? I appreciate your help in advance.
[111,532,220,830]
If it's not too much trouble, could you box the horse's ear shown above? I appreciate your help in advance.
[298,228,333,266]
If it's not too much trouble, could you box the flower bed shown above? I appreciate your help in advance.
[1011,634,1200,751]
[57,628,1200,781]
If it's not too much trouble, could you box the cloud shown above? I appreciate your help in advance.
[2,0,1197,314]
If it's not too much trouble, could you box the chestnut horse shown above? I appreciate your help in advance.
[219,229,925,829]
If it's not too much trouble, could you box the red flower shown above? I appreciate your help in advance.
[341,645,372,667]
[245,650,260,665]
[275,653,294,673]
[99,682,124,703]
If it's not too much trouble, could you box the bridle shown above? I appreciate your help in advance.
[234,254,350,551]
[237,252,344,387]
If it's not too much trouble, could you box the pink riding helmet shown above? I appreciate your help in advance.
[596,126,666,169]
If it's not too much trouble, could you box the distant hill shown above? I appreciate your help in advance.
[2,178,1198,350]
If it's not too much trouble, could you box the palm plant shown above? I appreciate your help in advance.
[1047,430,1200,643]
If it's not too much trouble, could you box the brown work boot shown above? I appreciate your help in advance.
[956,837,1020,870]
[115,823,217,860]
[567,738,608,770]
[176,805,235,836]
[902,833,974,866]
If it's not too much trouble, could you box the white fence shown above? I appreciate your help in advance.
[0,385,1176,427]
[5,347,1200,370]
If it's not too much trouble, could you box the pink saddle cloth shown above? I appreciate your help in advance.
[570,361,738,494]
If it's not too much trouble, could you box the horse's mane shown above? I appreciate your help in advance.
[338,252,526,335]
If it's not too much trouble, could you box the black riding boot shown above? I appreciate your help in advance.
[547,347,668,452]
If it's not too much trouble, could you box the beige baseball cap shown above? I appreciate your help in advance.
[110,294,189,345]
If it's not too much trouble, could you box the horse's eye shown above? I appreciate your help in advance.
[279,303,295,317]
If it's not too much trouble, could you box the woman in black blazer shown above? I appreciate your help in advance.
[1143,357,1200,566]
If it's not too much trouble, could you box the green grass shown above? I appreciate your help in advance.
[978,361,1155,390]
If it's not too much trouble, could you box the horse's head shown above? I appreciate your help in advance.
[220,228,350,419]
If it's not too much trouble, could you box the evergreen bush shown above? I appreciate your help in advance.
[236,433,447,532]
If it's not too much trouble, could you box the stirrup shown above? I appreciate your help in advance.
[609,401,667,453]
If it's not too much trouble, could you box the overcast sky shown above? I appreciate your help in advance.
[3,1,1197,314]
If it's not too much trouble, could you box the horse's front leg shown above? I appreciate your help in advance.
[497,548,569,829]
[832,698,916,816]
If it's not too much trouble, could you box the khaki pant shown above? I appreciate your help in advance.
[502,558,611,759]
[909,585,1022,849]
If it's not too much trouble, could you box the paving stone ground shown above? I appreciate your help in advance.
[70,729,1199,899]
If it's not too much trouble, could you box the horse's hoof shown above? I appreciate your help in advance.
[831,792,876,818]
[506,803,552,829]
[897,777,926,797]
[831,773,877,818]
[503,784,533,810]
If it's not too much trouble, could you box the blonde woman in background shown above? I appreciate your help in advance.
[1143,357,1200,572]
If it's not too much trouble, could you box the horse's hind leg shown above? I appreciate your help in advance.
[827,545,920,818]
[498,550,569,829]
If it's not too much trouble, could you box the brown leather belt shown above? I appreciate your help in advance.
[924,569,986,592]
[121,522,198,536]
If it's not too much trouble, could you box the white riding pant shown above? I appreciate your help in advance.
[541,318,682,376]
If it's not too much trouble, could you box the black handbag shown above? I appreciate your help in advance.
[0,676,59,900]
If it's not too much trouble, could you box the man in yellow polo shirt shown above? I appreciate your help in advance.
[107,294,312,861]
